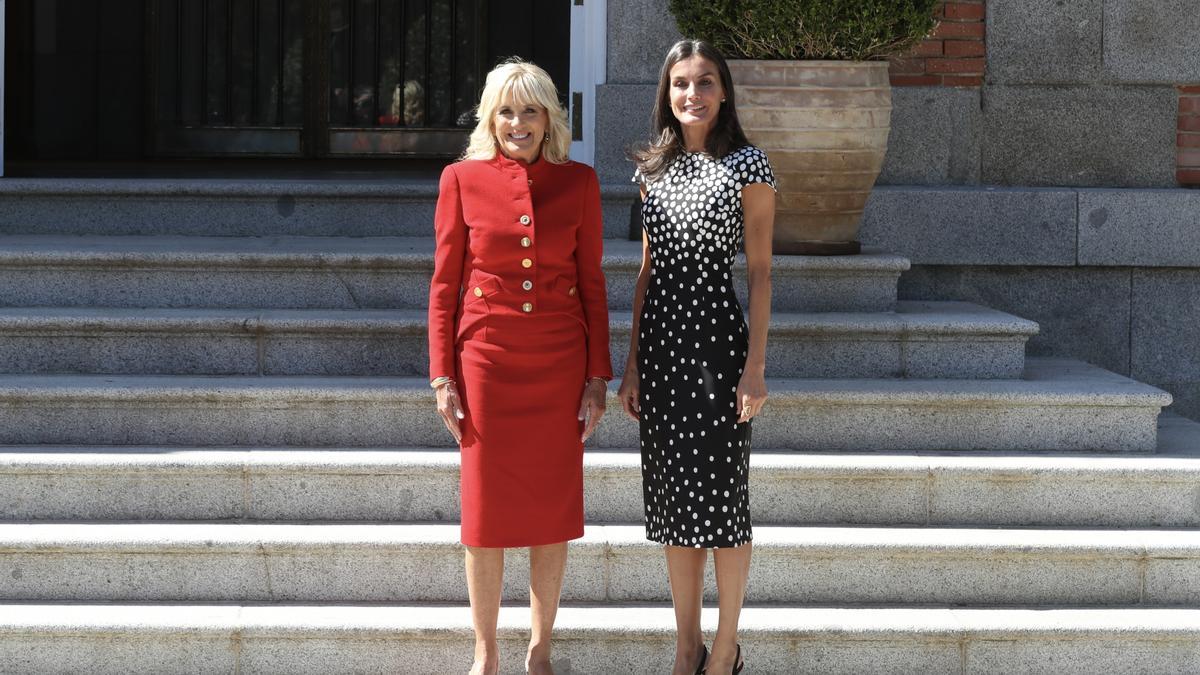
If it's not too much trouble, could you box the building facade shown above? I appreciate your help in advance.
[3,0,1199,419]
[595,0,1200,421]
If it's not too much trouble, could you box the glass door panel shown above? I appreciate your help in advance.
[326,0,483,156]
[151,0,305,156]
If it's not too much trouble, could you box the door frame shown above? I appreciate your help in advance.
[1,0,7,176]
[568,0,605,166]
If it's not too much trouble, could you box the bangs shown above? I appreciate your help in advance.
[499,73,552,111]
[462,58,572,163]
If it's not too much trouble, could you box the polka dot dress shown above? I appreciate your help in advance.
[634,145,776,548]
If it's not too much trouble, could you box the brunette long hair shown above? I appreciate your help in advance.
[631,39,750,184]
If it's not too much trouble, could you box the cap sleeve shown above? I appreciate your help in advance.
[738,146,776,192]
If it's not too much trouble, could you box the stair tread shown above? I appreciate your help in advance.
[0,358,1166,404]
[0,301,1038,335]
[0,234,437,263]
[1,603,1199,637]
[2,411,1199,470]
[0,234,909,271]
[0,522,1197,553]
[0,176,443,196]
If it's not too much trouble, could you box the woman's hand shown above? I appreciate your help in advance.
[578,378,608,442]
[436,382,465,443]
[735,370,768,424]
[617,365,641,421]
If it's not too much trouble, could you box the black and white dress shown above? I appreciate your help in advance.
[634,145,776,548]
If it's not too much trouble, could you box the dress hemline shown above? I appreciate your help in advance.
[460,528,585,549]
[645,534,754,550]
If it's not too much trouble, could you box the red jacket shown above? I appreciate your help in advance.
[428,154,612,382]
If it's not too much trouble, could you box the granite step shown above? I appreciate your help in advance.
[6,416,1195,526]
[612,300,1036,379]
[1,522,1197,606]
[0,301,1035,379]
[0,177,637,238]
[2,603,1197,674]
[0,359,1168,451]
[0,235,908,312]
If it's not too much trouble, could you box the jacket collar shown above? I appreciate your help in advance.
[492,151,557,177]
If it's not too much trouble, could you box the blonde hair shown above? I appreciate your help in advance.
[462,59,572,163]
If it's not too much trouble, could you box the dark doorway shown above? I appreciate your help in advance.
[4,0,571,163]
[4,0,146,161]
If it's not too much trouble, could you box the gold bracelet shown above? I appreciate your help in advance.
[430,376,455,389]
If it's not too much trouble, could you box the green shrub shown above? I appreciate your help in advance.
[669,0,941,61]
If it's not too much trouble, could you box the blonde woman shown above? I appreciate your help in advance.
[428,59,612,675]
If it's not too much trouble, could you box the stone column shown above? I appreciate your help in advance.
[594,0,679,183]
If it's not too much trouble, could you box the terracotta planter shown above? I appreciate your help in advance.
[729,60,892,255]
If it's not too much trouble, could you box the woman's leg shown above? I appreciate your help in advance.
[527,541,569,674]
[465,545,505,675]
[665,545,708,675]
[707,543,753,673]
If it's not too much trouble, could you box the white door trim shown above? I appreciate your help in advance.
[568,0,606,167]
[1,0,7,177]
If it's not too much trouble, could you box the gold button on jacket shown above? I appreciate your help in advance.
[427,156,613,385]
[473,287,483,297]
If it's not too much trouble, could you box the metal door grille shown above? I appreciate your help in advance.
[327,0,483,155]
[148,0,484,157]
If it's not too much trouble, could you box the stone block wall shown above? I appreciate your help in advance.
[599,0,1200,420]
[858,186,1200,420]
[877,0,1200,190]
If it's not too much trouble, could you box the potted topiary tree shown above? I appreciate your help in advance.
[670,0,940,254]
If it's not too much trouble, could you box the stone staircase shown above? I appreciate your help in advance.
[0,179,1199,673]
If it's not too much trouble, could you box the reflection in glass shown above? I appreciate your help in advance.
[152,0,485,155]
[159,0,304,128]
[330,0,479,129]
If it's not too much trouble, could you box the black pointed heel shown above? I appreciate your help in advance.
[694,644,709,675]
[732,644,744,674]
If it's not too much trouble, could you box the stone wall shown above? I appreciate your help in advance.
[878,1,1200,420]
[598,0,1200,420]
[858,186,1200,419]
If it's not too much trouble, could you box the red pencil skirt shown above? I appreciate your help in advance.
[455,313,587,548]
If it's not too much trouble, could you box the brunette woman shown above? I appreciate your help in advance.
[618,40,776,675]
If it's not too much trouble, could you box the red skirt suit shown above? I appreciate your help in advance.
[428,153,612,548]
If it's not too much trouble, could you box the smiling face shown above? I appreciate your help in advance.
[668,55,725,145]
[493,95,549,163]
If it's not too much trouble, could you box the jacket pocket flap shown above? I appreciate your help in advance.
[553,276,578,297]
[466,272,502,299]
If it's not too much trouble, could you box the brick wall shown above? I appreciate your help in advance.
[889,1,986,88]
[1180,86,1200,187]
